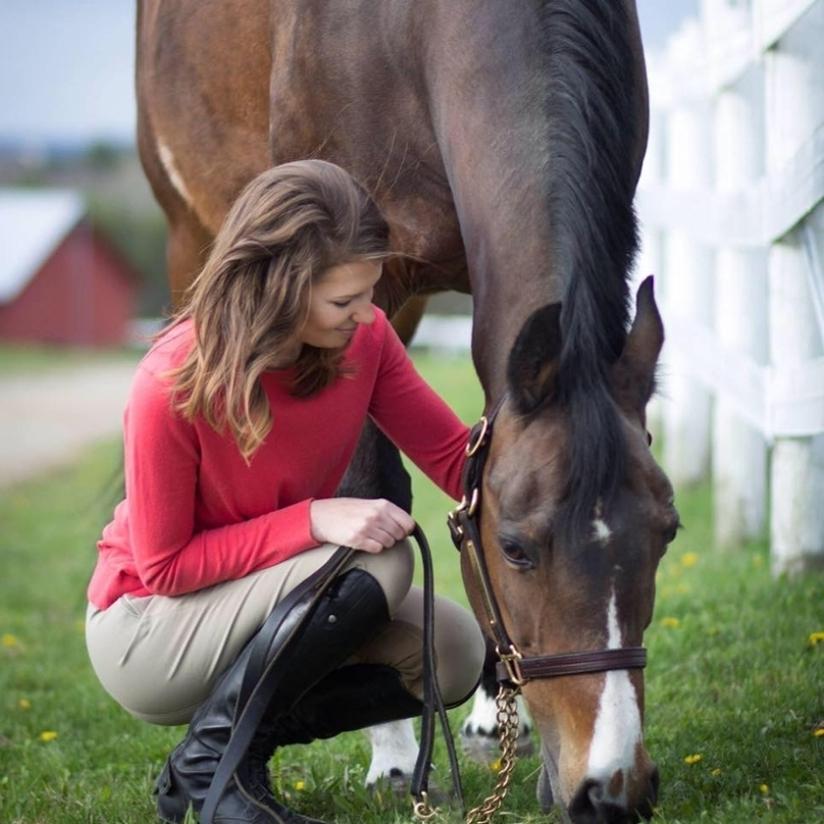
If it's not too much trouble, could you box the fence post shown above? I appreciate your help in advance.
[661,97,714,487]
[765,5,824,575]
[636,106,666,439]
[711,65,768,548]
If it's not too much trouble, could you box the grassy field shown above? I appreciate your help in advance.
[0,343,141,376]
[1,352,822,823]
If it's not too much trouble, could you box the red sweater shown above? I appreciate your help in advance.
[88,309,471,610]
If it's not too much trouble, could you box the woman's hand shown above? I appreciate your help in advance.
[309,498,415,554]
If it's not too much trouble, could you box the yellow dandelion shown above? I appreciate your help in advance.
[711,768,722,776]
[2,633,20,648]
[680,553,698,569]
[18,698,31,710]
[813,727,824,738]
[759,784,769,795]
[683,754,702,765]
[661,617,681,629]
[38,731,58,743]
[808,631,824,648]
[293,780,305,791]
[676,584,691,594]
[489,758,502,773]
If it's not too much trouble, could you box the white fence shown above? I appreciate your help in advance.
[635,0,824,574]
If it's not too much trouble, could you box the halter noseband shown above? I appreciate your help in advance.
[447,397,647,688]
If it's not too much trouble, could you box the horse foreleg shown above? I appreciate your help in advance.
[363,720,420,792]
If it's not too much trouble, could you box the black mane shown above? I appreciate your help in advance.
[540,0,641,537]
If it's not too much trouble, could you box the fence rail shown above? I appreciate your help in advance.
[637,0,824,574]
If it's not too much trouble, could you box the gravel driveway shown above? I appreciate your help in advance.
[0,360,138,488]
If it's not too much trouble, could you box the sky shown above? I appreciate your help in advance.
[0,0,697,145]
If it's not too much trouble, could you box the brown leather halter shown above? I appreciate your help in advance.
[447,397,647,687]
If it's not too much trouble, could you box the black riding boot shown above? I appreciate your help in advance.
[155,567,390,824]
[259,662,422,747]
[242,663,423,812]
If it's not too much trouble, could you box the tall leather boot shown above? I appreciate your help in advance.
[155,566,389,824]
[245,662,479,808]
[240,664,423,816]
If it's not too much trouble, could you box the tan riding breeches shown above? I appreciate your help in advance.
[85,541,485,726]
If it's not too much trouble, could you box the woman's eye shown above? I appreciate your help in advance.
[332,300,351,308]
[499,539,533,569]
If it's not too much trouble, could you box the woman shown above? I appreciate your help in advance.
[85,159,486,824]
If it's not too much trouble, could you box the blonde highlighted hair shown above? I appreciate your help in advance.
[164,160,390,462]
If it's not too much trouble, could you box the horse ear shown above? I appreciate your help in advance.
[507,302,563,415]
[612,276,664,415]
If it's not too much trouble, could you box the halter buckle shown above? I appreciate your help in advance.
[466,416,490,457]
[496,643,526,687]
[466,487,479,518]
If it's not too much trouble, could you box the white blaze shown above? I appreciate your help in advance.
[592,499,612,545]
[586,589,643,805]
[592,517,612,544]
[157,139,193,208]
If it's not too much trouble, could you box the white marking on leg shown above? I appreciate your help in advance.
[461,687,532,738]
[364,720,418,786]
[586,589,642,807]
[461,688,499,736]
[157,139,193,208]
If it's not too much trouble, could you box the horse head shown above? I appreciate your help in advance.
[460,278,676,822]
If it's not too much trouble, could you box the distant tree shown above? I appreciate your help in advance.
[86,141,122,173]
[87,195,171,316]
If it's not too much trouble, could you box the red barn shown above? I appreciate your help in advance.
[0,189,141,347]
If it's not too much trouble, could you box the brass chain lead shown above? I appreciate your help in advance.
[464,685,521,824]
[411,686,521,824]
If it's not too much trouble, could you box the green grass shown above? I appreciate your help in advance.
[1,353,822,823]
[0,344,141,376]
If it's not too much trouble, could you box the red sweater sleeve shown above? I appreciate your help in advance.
[124,365,317,597]
[368,318,470,501]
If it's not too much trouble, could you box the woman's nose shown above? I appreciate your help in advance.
[352,302,375,325]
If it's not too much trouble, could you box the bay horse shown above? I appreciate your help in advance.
[137,1,678,820]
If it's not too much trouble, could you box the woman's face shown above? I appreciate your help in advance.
[299,259,381,349]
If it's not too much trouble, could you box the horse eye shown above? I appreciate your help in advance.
[499,538,533,570]
[664,514,683,544]
[646,431,653,447]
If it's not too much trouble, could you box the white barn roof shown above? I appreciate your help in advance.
[0,188,85,304]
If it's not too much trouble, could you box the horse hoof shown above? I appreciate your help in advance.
[460,729,535,763]
[366,767,410,798]
[366,769,448,805]
[536,762,554,813]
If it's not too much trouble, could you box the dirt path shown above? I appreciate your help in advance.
[0,360,138,488]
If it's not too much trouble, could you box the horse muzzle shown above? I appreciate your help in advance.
[539,744,659,824]
[566,763,659,823]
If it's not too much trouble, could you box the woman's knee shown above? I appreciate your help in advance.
[434,599,486,706]
[350,538,414,615]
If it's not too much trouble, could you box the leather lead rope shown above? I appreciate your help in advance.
[411,523,465,818]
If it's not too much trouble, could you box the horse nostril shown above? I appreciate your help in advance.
[636,765,660,820]
[569,779,599,820]
[570,775,657,824]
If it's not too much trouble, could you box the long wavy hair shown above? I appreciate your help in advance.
[164,160,390,462]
